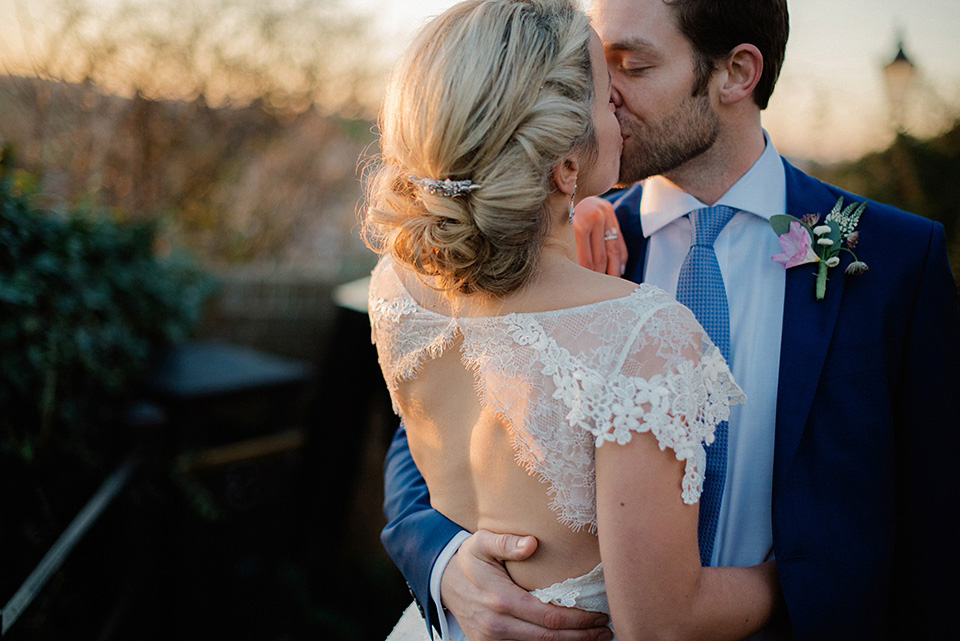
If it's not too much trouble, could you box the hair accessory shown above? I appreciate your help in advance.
[410,175,481,198]
[568,184,577,224]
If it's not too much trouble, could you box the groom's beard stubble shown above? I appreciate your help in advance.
[616,90,720,186]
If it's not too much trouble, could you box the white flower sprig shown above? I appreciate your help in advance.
[770,197,868,300]
[826,197,864,236]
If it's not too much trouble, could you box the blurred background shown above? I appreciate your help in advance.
[0,1,958,640]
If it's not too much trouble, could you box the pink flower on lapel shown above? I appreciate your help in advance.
[771,221,819,268]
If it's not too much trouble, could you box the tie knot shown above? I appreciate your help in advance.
[688,205,738,247]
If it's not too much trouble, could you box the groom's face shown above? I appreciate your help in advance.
[590,0,720,184]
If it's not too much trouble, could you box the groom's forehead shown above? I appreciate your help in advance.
[589,0,677,20]
[591,0,689,54]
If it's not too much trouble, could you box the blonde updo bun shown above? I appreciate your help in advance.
[362,0,596,296]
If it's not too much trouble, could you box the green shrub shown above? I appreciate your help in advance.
[0,147,217,468]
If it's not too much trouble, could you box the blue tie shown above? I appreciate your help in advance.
[675,205,737,567]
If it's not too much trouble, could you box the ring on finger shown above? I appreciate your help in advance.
[603,228,618,241]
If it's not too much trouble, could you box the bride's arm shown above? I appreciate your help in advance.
[591,299,780,641]
[595,431,778,641]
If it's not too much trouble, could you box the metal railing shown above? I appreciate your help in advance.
[1,455,139,636]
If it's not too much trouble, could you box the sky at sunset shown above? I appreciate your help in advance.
[2,0,959,162]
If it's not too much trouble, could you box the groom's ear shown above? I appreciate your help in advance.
[552,155,579,196]
[716,43,763,106]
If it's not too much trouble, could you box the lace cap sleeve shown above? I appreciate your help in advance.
[368,256,460,413]
[578,296,745,504]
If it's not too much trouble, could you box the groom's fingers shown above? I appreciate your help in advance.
[474,530,539,562]
[442,530,611,641]
[527,599,612,637]
[505,618,614,641]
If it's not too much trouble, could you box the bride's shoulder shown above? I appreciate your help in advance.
[515,262,688,319]
[369,253,397,287]
[556,266,681,314]
[538,262,640,308]
[368,255,401,299]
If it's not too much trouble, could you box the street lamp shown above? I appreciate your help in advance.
[883,37,916,133]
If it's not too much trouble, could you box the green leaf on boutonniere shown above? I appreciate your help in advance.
[770,214,808,238]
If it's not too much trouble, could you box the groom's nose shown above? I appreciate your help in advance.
[611,84,624,109]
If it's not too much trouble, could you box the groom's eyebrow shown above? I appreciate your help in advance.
[606,37,657,55]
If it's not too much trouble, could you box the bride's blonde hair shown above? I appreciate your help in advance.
[362,0,596,296]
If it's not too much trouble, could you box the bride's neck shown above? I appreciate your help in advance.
[541,212,578,264]
[538,240,577,271]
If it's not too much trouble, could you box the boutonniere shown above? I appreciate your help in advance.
[770,197,869,300]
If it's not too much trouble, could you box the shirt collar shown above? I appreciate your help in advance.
[639,130,787,237]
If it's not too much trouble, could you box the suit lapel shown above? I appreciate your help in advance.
[773,159,850,487]
[611,184,649,282]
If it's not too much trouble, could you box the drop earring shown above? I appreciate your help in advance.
[568,184,577,224]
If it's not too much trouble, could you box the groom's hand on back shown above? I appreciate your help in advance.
[440,530,612,641]
[573,196,627,277]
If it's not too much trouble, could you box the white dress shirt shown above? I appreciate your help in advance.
[430,133,789,639]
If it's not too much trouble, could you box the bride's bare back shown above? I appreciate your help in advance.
[398,332,604,589]
[374,253,719,591]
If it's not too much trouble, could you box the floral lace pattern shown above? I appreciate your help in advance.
[369,256,745,532]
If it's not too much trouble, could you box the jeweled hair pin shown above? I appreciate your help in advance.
[409,175,481,198]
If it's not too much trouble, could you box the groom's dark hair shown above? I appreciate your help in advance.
[665,0,789,109]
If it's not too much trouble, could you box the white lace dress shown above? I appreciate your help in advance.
[371,255,744,638]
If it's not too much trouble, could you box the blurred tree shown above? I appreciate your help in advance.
[0,0,378,271]
[0,146,215,468]
[9,0,378,113]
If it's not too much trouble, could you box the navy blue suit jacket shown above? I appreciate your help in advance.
[380,158,960,639]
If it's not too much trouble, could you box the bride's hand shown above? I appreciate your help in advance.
[573,197,627,277]
[440,530,612,641]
